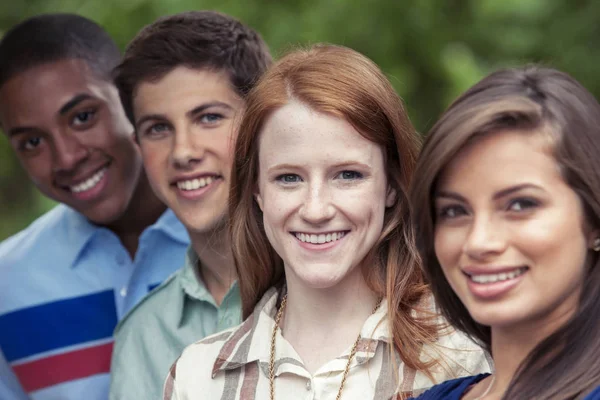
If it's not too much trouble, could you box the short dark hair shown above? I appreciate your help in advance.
[0,13,121,88]
[114,11,272,125]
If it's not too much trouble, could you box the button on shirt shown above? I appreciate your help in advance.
[164,287,492,400]
[109,247,241,400]
[0,204,189,400]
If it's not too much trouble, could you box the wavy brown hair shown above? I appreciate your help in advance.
[229,44,439,373]
[411,65,600,399]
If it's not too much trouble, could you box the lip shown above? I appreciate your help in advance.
[291,230,349,251]
[173,175,222,200]
[67,165,110,202]
[169,172,221,185]
[56,162,110,188]
[463,265,528,300]
[462,265,526,275]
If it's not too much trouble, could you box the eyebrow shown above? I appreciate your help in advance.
[136,101,233,127]
[8,94,95,137]
[186,101,233,119]
[267,161,372,174]
[436,183,543,201]
[59,94,94,116]
[7,126,37,137]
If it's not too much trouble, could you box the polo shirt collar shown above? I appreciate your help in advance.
[177,246,239,327]
[64,206,102,268]
[68,207,187,268]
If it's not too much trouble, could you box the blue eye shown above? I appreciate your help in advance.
[144,123,171,138]
[276,174,302,183]
[199,113,224,124]
[336,170,363,180]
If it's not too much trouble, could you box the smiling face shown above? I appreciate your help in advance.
[133,66,243,235]
[433,129,594,331]
[255,100,395,291]
[0,59,142,224]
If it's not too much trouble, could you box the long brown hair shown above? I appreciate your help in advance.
[411,65,600,399]
[229,44,438,372]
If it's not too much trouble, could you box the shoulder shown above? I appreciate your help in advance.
[585,385,600,400]
[0,205,76,265]
[421,322,492,378]
[114,269,182,336]
[412,374,489,400]
[168,324,240,387]
[0,206,70,252]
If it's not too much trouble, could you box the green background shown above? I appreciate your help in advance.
[1,0,599,240]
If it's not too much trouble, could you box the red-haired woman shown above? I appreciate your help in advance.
[164,44,490,400]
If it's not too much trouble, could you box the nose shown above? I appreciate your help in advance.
[462,214,507,260]
[52,132,89,172]
[298,181,335,224]
[170,127,204,169]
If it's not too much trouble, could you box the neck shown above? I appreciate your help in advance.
[281,267,378,374]
[107,171,166,258]
[487,307,575,398]
[190,223,236,306]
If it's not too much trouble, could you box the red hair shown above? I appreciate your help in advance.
[229,44,438,373]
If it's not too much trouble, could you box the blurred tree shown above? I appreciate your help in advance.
[1,0,599,240]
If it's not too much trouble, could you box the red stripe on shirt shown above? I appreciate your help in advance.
[12,341,113,392]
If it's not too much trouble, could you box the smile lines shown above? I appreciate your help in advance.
[467,267,528,284]
[176,175,219,191]
[70,167,107,193]
[293,231,348,244]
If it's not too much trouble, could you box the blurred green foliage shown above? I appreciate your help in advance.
[1,0,600,240]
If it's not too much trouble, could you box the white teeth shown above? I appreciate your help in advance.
[470,268,527,284]
[294,231,347,244]
[70,168,107,193]
[177,176,215,191]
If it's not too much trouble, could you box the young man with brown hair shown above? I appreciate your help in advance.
[109,11,271,399]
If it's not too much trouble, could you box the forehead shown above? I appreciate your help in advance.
[0,59,111,127]
[258,100,383,165]
[133,67,242,117]
[437,129,560,192]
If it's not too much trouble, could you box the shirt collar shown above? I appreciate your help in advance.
[64,206,103,268]
[211,288,391,376]
[68,207,188,268]
[177,246,239,327]
[149,208,189,244]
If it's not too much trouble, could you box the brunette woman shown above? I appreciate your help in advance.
[411,66,600,400]
[164,44,490,400]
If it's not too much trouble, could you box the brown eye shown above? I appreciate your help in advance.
[508,198,538,212]
[72,110,96,126]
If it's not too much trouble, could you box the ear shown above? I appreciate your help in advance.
[254,190,264,212]
[588,229,600,251]
[385,185,397,208]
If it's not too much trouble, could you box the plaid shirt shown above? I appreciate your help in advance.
[164,287,492,400]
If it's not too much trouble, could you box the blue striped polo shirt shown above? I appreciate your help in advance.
[0,204,189,400]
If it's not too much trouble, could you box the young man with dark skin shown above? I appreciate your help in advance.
[0,14,189,399]
[108,11,271,400]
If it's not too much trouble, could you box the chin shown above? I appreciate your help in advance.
[187,215,227,235]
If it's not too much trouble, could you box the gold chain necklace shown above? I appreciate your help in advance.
[269,294,382,400]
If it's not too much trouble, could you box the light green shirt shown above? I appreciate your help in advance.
[109,246,241,400]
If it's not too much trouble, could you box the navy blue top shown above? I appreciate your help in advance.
[412,374,600,399]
